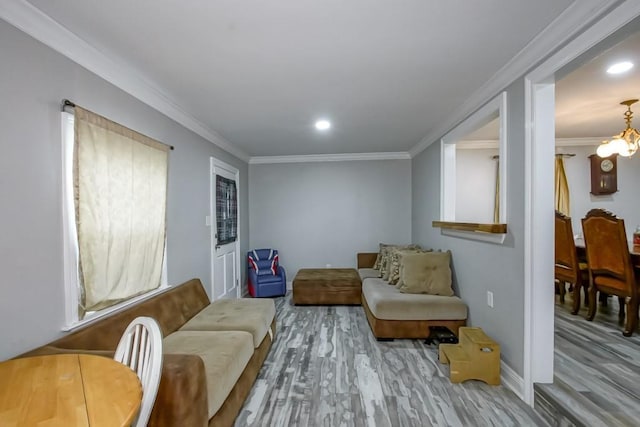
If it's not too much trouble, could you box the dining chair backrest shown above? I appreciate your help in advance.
[555,211,580,283]
[114,316,163,427]
[581,208,634,293]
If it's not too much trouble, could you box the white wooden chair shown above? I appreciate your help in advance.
[114,316,163,427]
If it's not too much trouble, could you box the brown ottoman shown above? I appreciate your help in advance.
[293,268,362,305]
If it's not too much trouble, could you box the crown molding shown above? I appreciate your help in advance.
[408,0,624,158]
[556,136,607,147]
[456,136,607,150]
[0,0,250,162]
[249,152,411,164]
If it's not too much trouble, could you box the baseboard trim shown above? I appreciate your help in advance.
[501,360,524,401]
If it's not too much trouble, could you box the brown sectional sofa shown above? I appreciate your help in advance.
[357,252,468,339]
[19,278,275,427]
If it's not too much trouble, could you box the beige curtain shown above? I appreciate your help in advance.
[74,106,169,314]
[555,155,570,216]
[493,156,500,223]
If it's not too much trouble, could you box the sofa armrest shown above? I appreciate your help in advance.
[357,252,378,269]
[150,353,209,427]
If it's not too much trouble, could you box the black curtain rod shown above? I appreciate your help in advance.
[61,99,174,150]
[62,99,75,109]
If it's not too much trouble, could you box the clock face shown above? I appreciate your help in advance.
[600,159,614,172]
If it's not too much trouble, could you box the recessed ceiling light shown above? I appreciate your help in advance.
[607,61,634,75]
[315,120,331,131]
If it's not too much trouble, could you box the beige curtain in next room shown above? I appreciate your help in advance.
[555,155,570,216]
[74,106,170,314]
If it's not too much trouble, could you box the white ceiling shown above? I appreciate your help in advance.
[23,0,576,157]
[420,26,640,145]
[555,29,640,140]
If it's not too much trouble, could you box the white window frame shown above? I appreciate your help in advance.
[61,111,168,331]
[439,92,508,244]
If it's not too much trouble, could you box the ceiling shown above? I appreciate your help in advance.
[555,28,640,140]
[436,25,640,145]
[23,0,576,157]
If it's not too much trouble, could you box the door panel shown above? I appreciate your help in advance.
[211,159,240,300]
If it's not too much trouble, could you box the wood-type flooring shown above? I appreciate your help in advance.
[535,296,640,427]
[235,293,546,426]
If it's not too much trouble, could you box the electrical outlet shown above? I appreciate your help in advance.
[487,291,494,308]
[205,215,211,226]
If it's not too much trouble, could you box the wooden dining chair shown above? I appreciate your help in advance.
[114,316,163,427]
[555,211,589,314]
[582,209,640,336]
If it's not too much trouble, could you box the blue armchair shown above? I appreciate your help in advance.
[247,249,286,297]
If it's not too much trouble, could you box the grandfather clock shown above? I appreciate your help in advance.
[589,154,617,195]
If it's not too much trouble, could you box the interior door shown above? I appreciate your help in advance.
[211,159,240,300]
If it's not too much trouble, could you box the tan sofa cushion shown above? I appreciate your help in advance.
[163,330,253,419]
[362,278,467,321]
[397,251,454,296]
[179,298,275,348]
[358,268,381,281]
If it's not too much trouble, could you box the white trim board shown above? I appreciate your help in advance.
[408,0,622,157]
[501,360,525,401]
[440,229,507,245]
[456,136,607,150]
[0,0,250,162]
[249,152,411,164]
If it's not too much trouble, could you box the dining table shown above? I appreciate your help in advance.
[0,353,142,426]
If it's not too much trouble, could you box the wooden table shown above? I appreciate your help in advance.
[293,268,362,305]
[0,354,142,426]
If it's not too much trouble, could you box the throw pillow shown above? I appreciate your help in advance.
[392,247,433,286]
[388,248,431,285]
[373,243,391,270]
[397,251,454,296]
[381,244,420,281]
[378,244,392,275]
[396,248,441,290]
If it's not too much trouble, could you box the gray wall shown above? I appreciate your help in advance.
[0,20,248,360]
[412,81,526,374]
[249,160,412,280]
[456,148,499,223]
[561,145,640,239]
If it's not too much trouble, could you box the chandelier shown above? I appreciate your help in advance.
[596,99,640,158]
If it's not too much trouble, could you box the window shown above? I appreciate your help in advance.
[61,106,170,329]
[437,92,508,243]
[215,175,238,245]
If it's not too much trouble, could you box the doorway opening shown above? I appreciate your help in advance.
[524,3,640,408]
